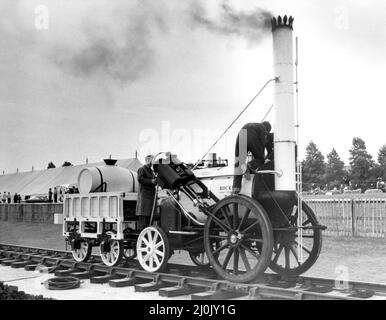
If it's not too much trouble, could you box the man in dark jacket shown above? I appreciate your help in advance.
[233,121,272,193]
[136,155,157,230]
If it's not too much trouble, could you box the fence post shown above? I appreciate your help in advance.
[351,199,356,237]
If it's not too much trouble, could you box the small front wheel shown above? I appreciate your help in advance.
[136,226,170,272]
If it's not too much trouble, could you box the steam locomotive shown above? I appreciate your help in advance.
[62,15,326,283]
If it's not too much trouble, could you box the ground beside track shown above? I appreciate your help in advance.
[0,267,189,300]
[1,221,385,284]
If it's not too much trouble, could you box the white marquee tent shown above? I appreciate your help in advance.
[0,158,142,196]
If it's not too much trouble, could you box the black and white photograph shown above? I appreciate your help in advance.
[0,0,385,307]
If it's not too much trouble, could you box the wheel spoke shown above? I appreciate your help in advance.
[143,253,150,262]
[111,251,117,261]
[222,247,233,269]
[294,240,312,255]
[146,230,153,243]
[239,247,251,271]
[209,235,227,240]
[285,246,290,269]
[154,241,164,249]
[290,244,301,266]
[241,220,260,233]
[212,242,230,256]
[142,237,150,247]
[149,256,154,268]
[240,243,260,260]
[244,237,264,243]
[211,214,231,233]
[154,255,161,267]
[232,203,238,229]
[152,233,159,245]
[238,208,250,231]
[272,243,284,264]
[154,249,164,257]
[221,207,232,228]
[233,247,239,274]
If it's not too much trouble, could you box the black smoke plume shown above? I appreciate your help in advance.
[50,1,272,85]
[189,1,273,45]
[50,2,167,85]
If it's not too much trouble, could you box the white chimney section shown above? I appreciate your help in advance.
[272,15,296,191]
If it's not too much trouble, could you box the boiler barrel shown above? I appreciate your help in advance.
[78,166,138,193]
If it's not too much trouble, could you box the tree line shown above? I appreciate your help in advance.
[301,137,386,191]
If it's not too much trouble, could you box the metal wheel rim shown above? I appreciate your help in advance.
[99,240,121,266]
[72,241,89,262]
[137,227,166,272]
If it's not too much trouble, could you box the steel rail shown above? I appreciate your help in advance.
[0,243,385,300]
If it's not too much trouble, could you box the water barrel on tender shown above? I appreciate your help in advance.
[78,160,138,193]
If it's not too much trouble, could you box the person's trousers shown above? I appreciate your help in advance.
[232,130,265,192]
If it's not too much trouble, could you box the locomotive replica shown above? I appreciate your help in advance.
[62,15,326,283]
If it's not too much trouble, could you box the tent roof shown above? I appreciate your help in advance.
[0,158,142,196]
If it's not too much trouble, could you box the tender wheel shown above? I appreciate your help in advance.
[136,226,170,272]
[269,201,322,276]
[204,195,274,283]
[71,240,92,262]
[99,237,124,267]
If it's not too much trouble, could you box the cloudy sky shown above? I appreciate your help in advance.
[0,0,385,173]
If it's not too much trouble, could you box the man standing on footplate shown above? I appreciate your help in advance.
[136,155,157,230]
[232,121,273,193]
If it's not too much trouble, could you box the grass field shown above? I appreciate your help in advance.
[0,221,385,284]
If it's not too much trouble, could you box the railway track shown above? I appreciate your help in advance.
[0,243,385,300]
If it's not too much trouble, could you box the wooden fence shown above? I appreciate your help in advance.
[305,198,386,238]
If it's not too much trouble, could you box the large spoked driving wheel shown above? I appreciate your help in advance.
[71,240,92,262]
[204,195,274,283]
[269,201,322,276]
[99,236,124,267]
[137,226,170,272]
